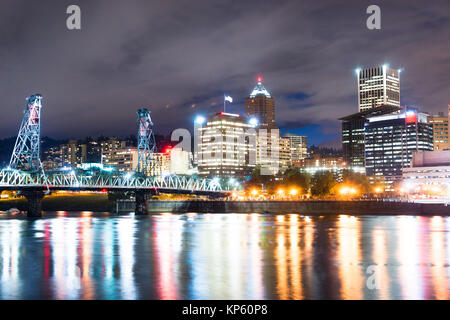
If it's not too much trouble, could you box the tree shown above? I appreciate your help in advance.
[310,171,337,197]
[282,168,311,194]
[341,169,371,194]
[245,166,273,190]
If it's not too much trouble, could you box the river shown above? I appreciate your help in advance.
[0,212,449,299]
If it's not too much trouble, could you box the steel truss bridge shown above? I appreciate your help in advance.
[0,169,223,194]
[2,94,231,217]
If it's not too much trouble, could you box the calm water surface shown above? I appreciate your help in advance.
[0,212,449,299]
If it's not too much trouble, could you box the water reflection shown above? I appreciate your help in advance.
[337,215,363,299]
[0,213,449,299]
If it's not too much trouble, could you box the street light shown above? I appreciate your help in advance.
[277,189,284,197]
[195,115,205,125]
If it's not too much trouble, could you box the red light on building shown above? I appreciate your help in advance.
[257,76,262,82]
[164,147,172,154]
[405,111,417,124]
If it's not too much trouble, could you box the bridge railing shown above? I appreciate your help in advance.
[0,169,224,192]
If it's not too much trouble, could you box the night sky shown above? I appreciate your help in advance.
[1,0,449,146]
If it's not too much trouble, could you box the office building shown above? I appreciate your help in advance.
[284,133,307,162]
[197,112,257,177]
[356,65,401,112]
[365,108,433,186]
[255,128,281,175]
[169,147,193,175]
[150,152,171,176]
[279,137,291,172]
[104,147,138,172]
[60,140,87,167]
[245,76,277,129]
[428,106,450,151]
[402,150,450,196]
[340,105,401,168]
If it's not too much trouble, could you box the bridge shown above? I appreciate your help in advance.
[0,94,230,217]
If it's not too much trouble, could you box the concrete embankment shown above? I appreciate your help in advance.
[143,200,450,216]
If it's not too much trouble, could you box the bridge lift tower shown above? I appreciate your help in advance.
[135,108,157,215]
[136,108,156,175]
[8,94,45,217]
[9,94,43,172]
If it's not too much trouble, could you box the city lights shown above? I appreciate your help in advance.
[339,186,357,196]
[194,115,205,125]
[249,117,258,127]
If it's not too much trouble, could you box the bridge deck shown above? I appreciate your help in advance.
[0,169,228,196]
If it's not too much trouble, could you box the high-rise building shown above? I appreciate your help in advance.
[150,152,171,176]
[245,76,277,129]
[428,107,450,151]
[169,147,193,175]
[340,105,401,168]
[365,108,434,187]
[255,128,281,175]
[104,147,138,172]
[279,137,291,172]
[356,65,401,112]
[197,112,257,177]
[60,140,87,167]
[284,133,308,162]
[101,138,126,158]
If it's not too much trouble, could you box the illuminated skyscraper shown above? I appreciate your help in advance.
[197,112,257,177]
[356,65,401,112]
[245,76,277,129]
[365,108,433,187]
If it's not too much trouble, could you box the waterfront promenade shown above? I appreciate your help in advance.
[117,199,450,216]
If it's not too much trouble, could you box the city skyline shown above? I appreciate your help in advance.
[1,1,449,147]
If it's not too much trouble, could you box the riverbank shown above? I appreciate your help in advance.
[2,196,450,216]
[139,200,450,215]
[0,194,113,212]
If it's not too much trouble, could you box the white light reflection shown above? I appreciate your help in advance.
[154,213,183,299]
[397,216,423,299]
[117,217,137,299]
[0,220,22,298]
[51,218,80,299]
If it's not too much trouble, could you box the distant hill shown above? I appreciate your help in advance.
[0,137,15,167]
[0,136,67,167]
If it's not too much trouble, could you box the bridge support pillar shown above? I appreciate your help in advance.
[135,190,153,215]
[22,189,45,218]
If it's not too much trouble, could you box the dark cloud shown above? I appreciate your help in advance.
[0,0,449,144]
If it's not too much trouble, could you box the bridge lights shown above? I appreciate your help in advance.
[124,172,133,180]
